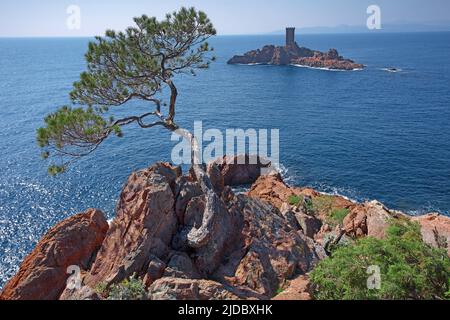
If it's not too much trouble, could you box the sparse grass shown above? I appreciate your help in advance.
[311,195,333,215]
[307,195,350,226]
[328,208,350,226]
[95,282,109,298]
[108,275,147,300]
[275,287,285,295]
[96,275,147,300]
[288,194,303,206]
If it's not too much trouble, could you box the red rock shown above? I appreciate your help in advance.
[271,47,291,65]
[148,277,240,300]
[143,255,166,288]
[343,205,368,238]
[206,162,225,194]
[84,163,180,287]
[216,195,322,298]
[294,212,322,239]
[59,285,102,301]
[228,43,363,70]
[227,45,276,65]
[247,172,300,210]
[213,154,272,186]
[247,173,353,217]
[343,201,406,239]
[366,201,393,238]
[272,275,312,300]
[0,209,108,300]
[163,251,200,279]
[412,213,450,256]
[174,177,203,224]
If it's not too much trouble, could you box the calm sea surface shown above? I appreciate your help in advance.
[1,33,450,286]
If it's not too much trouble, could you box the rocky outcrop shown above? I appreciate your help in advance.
[210,154,272,187]
[248,172,354,213]
[214,194,322,298]
[343,201,410,239]
[228,43,363,71]
[272,275,312,300]
[413,213,450,255]
[248,171,450,257]
[0,209,108,300]
[291,49,363,71]
[4,158,450,300]
[59,285,102,301]
[148,277,240,300]
[84,163,180,288]
[45,161,323,300]
[248,172,314,210]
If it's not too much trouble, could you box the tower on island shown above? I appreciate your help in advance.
[286,27,296,47]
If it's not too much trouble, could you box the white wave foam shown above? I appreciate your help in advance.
[381,67,403,73]
[234,62,266,66]
[291,64,363,72]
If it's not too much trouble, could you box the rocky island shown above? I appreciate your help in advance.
[228,28,364,71]
[1,156,449,300]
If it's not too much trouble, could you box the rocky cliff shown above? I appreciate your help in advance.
[1,157,449,300]
[228,43,364,71]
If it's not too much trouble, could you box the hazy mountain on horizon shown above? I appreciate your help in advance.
[269,21,450,34]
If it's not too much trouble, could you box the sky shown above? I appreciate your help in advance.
[1,0,449,37]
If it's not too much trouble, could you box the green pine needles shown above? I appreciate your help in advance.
[37,7,216,175]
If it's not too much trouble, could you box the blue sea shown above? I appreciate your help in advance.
[1,32,450,287]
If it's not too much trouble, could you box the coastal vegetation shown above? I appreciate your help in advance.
[327,208,350,226]
[310,220,450,300]
[107,276,147,300]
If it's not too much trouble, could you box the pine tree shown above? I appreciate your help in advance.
[37,7,216,176]
[37,8,221,249]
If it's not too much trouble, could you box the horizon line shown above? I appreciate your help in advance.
[1,29,450,39]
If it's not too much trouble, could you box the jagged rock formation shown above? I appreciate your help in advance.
[83,163,180,287]
[149,277,240,300]
[209,154,272,186]
[2,158,449,300]
[412,213,450,256]
[248,172,450,255]
[1,161,323,300]
[0,209,108,300]
[228,43,364,71]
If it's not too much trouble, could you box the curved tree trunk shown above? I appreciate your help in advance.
[167,125,221,249]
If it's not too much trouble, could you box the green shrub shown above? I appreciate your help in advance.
[327,208,350,226]
[95,282,109,298]
[310,221,450,300]
[288,195,303,206]
[303,198,315,215]
[107,275,147,300]
[275,287,285,295]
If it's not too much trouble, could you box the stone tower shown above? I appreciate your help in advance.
[286,27,295,47]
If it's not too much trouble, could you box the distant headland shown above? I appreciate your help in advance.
[228,27,364,71]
